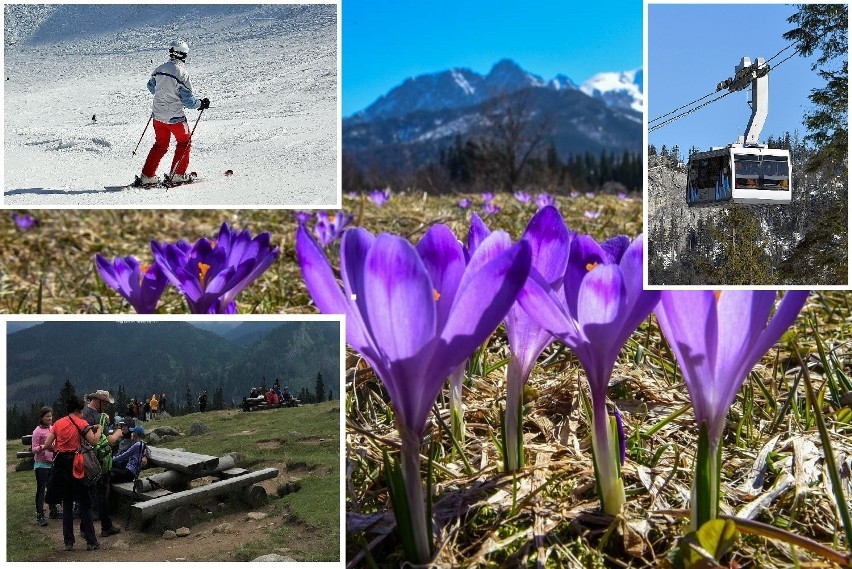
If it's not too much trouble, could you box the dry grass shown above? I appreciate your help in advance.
[0,192,638,314]
[346,292,852,567]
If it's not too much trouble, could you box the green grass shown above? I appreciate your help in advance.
[6,402,340,561]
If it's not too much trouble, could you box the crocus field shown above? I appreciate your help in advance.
[3,193,852,567]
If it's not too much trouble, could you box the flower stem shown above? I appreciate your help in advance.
[589,394,625,516]
[400,426,432,564]
[504,355,525,471]
[693,422,721,529]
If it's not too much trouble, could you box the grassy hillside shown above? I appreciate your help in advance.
[7,402,340,561]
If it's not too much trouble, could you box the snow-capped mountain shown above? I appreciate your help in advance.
[356,59,579,122]
[343,59,642,174]
[580,68,644,113]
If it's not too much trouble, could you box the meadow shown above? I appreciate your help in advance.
[0,191,639,314]
[7,402,340,561]
[9,192,850,567]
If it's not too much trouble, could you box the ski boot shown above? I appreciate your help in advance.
[133,174,160,188]
[163,172,196,188]
[37,513,47,527]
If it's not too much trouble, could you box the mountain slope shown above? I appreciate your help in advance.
[3,4,337,206]
[6,321,341,409]
[343,59,642,175]
[344,85,641,174]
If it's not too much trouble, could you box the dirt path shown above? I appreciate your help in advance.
[36,471,300,561]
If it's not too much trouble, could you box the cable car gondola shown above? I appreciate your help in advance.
[686,56,792,207]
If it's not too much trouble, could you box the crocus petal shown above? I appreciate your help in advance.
[565,234,608,316]
[522,205,572,284]
[433,239,531,382]
[363,234,438,433]
[600,235,631,264]
[416,225,466,331]
[577,264,627,394]
[517,268,577,339]
[467,212,491,257]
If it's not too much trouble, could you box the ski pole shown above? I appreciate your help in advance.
[167,108,205,181]
[132,114,153,156]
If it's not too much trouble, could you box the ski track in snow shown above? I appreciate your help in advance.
[4,5,339,207]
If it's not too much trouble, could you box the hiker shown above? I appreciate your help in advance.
[116,419,135,454]
[136,40,210,187]
[42,395,101,551]
[32,406,61,526]
[143,399,151,421]
[160,392,167,415]
[149,393,159,420]
[83,391,122,538]
[198,390,208,412]
[126,400,136,419]
[109,426,151,484]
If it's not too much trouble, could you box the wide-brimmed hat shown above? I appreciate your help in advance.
[86,390,114,404]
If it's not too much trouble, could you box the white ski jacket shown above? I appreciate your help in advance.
[147,59,201,123]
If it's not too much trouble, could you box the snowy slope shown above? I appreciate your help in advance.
[3,4,339,207]
[580,68,643,113]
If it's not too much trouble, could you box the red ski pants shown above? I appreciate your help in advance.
[142,119,191,177]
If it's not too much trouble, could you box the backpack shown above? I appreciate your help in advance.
[70,418,102,486]
[93,414,113,473]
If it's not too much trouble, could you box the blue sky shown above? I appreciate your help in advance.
[648,4,823,156]
[343,0,642,117]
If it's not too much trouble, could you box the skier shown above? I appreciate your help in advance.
[135,40,210,187]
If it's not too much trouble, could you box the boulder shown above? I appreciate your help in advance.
[246,512,268,521]
[111,539,130,551]
[252,554,297,562]
[151,426,181,437]
[213,523,233,534]
[147,432,161,445]
[163,530,176,540]
[159,435,174,443]
[176,527,191,537]
[189,422,210,435]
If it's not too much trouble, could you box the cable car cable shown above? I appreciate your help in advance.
[649,89,719,124]
[649,46,800,132]
[648,90,734,132]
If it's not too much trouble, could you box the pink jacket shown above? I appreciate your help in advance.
[31,425,54,463]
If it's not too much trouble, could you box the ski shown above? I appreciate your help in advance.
[105,172,200,191]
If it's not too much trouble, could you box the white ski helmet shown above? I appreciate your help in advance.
[169,40,189,60]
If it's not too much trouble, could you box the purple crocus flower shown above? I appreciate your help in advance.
[518,233,660,514]
[296,222,531,562]
[617,191,628,201]
[482,201,501,216]
[570,191,580,199]
[369,188,391,206]
[458,198,472,210]
[346,191,359,199]
[469,207,572,470]
[535,193,555,209]
[94,255,169,314]
[314,211,353,247]
[585,192,596,199]
[481,192,494,203]
[514,191,531,204]
[655,290,808,527]
[151,223,279,314]
[584,210,602,220]
[293,211,312,225]
[13,213,36,231]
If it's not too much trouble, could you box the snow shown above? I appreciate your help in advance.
[580,68,643,113]
[451,69,476,96]
[3,4,339,207]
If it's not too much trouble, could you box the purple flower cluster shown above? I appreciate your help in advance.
[95,223,278,314]
[314,211,353,247]
[481,192,500,216]
[535,193,555,209]
[12,213,37,231]
[369,188,391,206]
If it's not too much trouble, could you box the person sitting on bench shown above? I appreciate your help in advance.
[109,426,150,484]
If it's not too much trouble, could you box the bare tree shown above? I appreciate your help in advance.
[478,90,553,192]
